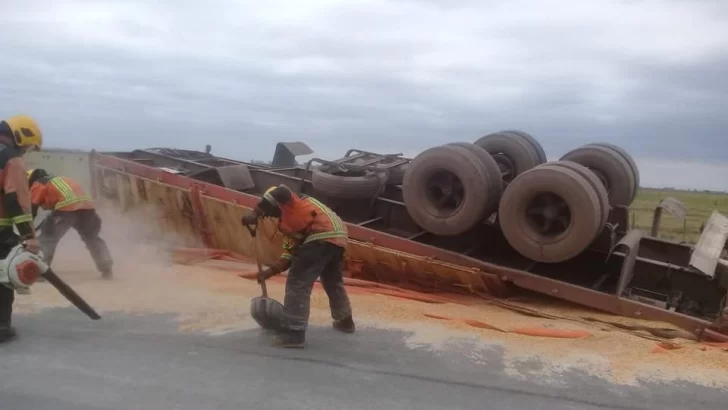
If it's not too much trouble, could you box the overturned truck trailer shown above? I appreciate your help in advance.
[87,132,728,341]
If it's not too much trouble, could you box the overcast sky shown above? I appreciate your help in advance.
[1,0,726,190]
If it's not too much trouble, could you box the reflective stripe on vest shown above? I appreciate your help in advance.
[0,214,32,227]
[13,214,32,224]
[283,238,296,251]
[280,237,297,260]
[51,177,91,210]
[281,252,293,260]
[302,197,347,244]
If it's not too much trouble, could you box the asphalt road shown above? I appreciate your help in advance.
[1,308,725,410]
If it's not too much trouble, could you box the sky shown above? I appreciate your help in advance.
[0,0,726,190]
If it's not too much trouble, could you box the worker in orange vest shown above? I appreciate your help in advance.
[241,184,354,348]
[0,114,43,343]
[27,168,113,278]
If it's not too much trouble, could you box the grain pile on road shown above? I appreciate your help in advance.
[12,211,728,389]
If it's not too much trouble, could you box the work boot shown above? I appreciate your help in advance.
[0,325,17,344]
[272,330,305,348]
[333,316,356,334]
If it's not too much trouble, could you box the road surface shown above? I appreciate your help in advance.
[1,307,725,410]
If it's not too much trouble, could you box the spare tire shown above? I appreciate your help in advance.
[559,144,636,207]
[444,142,504,212]
[385,162,409,185]
[402,144,496,236]
[474,131,544,184]
[312,166,386,199]
[584,143,640,203]
[498,164,605,263]
[542,160,610,229]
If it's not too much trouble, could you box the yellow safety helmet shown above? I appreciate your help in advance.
[4,115,43,151]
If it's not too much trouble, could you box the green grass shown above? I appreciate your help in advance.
[630,188,728,243]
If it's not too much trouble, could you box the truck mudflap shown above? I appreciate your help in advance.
[90,151,728,341]
[690,211,728,278]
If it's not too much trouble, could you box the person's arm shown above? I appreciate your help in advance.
[241,199,270,226]
[29,182,46,219]
[4,157,35,240]
[259,237,295,279]
[277,237,296,270]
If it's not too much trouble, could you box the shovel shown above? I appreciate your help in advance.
[245,223,284,331]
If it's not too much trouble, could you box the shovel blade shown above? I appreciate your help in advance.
[250,296,284,330]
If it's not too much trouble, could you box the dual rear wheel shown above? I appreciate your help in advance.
[402,133,639,263]
[402,130,547,237]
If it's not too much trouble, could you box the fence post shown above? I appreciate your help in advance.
[88,150,98,200]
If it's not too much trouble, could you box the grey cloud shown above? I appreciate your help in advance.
[1,0,727,189]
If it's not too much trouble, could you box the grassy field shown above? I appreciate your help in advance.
[630,188,728,243]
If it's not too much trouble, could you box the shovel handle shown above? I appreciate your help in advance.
[244,223,257,238]
[259,277,268,298]
[245,223,268,298]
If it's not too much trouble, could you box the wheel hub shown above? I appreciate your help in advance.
[426,170,465,214]
[542,205,559,220]
[492,153,516,183]
[525,193,572,237]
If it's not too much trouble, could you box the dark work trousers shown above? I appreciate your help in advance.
[0,285,13,326]
[0,233,20,326]
[39,209,113,273]
[283,241,352,332]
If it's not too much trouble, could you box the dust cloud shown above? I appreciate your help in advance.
[15,203,261,328]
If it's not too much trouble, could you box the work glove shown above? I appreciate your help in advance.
[257,267,278,284]
[22,237,41,255]
[241,211,258,227]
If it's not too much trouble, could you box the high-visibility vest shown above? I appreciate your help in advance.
[0,142,33,229]
[277,194,348,252]
[32,176,93,211]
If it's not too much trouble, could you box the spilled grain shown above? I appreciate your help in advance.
[14,209,728,389]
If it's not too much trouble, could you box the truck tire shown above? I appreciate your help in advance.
[559,144,636,207]
[474,131,544,184]
[403,144,497,236]
[444,142,504,212]
[542,160,610,229]
[502,130,548,163]
[498,164,605,263]
[312,166,387,199]
[584,143,640,203]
